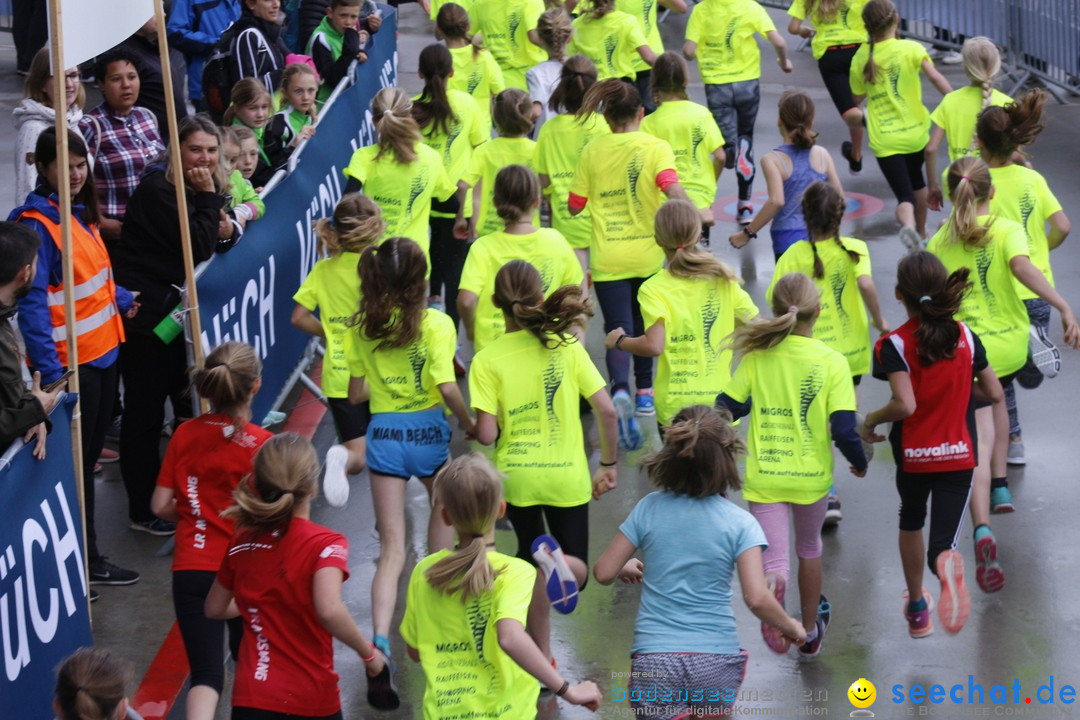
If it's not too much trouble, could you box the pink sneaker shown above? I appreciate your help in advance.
[975,528,1005,593]
[902,588,934,639]
[936,550,971,634]
[761,575,791,653]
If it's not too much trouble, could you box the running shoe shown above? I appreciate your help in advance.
[613,389,642,451]
[823,494,842,527]
[365,650,401,711]
[531,534,579,614]
[901,588,934,638]
[841,141,863,176]
[761,575,791,654]
[899,227,923,252]
[635,388,655,416]
[935,550,971,634]
[735,137,754,182]
[1028,324,1061,379]
[1007,439,1026,466]
[129,518,176,536]
[89,558,140,586]
[990,486,1015,513]
[797,598,831,658]
[98,447,119,463]
[323,444,350,508]
[90,589,99,603]
[941,50,964,64]
[736,203,754,226]
[974,526,1005,593]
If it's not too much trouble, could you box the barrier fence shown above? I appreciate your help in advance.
[190,9,398,424]
[755,0,1078,101]
[0,395,93,720]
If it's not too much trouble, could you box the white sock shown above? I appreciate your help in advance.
[804,626,819,644]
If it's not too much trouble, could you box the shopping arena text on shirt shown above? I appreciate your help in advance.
[891,676,1075,708]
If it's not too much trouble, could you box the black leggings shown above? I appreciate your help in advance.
[174,570,243,693]
[895,468,973,573]
[78,362,118,562]
[429,212,469,331]
[817,45,861,115]
[506,503,590,590]
[876,151,927,206]
[233,710,343,720]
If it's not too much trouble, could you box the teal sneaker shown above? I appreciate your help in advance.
[990,486,1015,513]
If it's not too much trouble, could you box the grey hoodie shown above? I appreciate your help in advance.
[12,98,84,207]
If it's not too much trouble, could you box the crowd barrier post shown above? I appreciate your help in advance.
[0,395,93,720]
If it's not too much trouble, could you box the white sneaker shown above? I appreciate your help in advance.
[941,51,964,65]
[323,444,350,507]
[1007,439,1026,466]
[1029,325,1061,378]
[899,227,923,252]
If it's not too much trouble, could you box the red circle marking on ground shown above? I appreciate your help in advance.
[713,191,886,223]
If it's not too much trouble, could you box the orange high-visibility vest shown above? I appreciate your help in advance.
[17,208,125,366]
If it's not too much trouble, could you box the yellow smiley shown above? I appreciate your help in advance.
[848,678,877,709]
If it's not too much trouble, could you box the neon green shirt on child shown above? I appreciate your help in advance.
[401,549,539,720]
[293,252,362,399]
[685,0,777,84]
[849,38,933,156]
[724,335,855,504]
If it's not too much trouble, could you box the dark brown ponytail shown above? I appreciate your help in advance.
[414,44,458,137]
[492,259,592,348]
[801,182,859,279]
[895,251,972,365]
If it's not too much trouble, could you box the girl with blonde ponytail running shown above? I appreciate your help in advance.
[926,156,1079,593]
[401,454,603,718]
[926,37,1012,211]
[717,273,867,658]
[606,199,758,431]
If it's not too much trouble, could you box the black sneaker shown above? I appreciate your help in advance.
[841,141,863,176]
[90,589,100,603]
[823,495,842,527]
[366,658,401,710]
[1015,356,1044,390]
[130,518,177,536]
[89,558,140,586]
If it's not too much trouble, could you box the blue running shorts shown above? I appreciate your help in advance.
[366,407,451,479]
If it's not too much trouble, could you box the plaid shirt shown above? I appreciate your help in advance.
[79,105,165,219]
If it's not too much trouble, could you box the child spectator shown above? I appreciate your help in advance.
[219,126,265,226]
[223,78,276,187]
[264,63,319,170]
[307,0,372,104]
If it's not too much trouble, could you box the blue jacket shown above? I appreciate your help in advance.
[167,0,242,101]
[8,190,134,384]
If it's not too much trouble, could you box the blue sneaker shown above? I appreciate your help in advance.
[635,388,655,416]
[613,390,642,450]
[990,486,1015,513]
[531,534,579,614]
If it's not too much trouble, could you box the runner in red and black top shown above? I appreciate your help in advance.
[151,341,272,720]
[204,433,399,720]
[862,252,1003,640]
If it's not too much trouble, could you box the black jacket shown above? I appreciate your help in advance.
[230,9,290,94]
[113,166,238,336]
[0,304,49,450]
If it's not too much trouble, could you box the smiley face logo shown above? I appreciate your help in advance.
[848,678,877,716]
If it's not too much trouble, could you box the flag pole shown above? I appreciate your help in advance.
[153,0,208,410]
[46,0,89,619]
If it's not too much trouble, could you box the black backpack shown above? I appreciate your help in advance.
[202,22,244,122]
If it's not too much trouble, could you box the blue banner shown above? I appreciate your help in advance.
[195,12,399,422]
[0,395,93,719]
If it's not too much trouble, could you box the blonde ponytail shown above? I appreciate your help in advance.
[960,37,1002,154]
[425,454,504,601]
[725,273,819,360]
[655,199,737,281]
[225,433,319,532]
[372,87,421,164]
[314,192,386,256]
[944,157,993,249]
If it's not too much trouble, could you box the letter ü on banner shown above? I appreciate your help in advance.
[0,395,93,720]
[47,0,154,70]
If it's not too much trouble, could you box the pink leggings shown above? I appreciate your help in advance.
[748,497,828,583]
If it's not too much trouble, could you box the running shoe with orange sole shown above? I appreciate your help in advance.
[936,549,971,634]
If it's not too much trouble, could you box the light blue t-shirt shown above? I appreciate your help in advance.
[619,491,767,654]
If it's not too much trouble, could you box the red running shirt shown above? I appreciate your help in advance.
[156,415,273,572]
[873,319,987,473]
[218,518,351,716]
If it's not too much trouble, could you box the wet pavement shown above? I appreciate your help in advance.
[5,4,1080,719]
